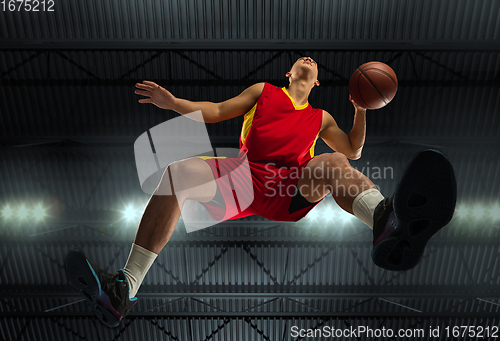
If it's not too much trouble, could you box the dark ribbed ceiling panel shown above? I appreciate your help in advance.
[1,0,499,40]
[2,235,498,287]
[2,317,498,341]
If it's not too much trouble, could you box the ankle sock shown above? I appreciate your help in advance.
[352,188,385,229]
[123,243,158,299]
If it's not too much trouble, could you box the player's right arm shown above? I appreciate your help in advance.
[135,81,265,123]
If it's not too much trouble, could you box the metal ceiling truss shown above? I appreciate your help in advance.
[2,236,498,248]
[4,317,500,341]
[2,78,499,88]
[1,137,499,154]
[1,48,499,89]
[2,39,500,51]
[2,311,498,318]
[2,289,499,339]
[3,284,499,299]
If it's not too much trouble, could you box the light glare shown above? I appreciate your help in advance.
[33,204,46,221]
[123,205,137,222]
[454,204,467,220]
[472,204,486,219]
[321,203,335,223]
[337,208,354,224]
[306,207,322,221]
[1,205,13,219]
[489,203,500,222]
[17,205,28,220]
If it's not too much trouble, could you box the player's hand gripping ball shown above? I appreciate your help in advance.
[349,61,398,110]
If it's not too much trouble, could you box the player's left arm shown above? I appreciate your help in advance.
[319,96,367,160]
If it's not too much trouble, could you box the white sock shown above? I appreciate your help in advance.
[123,243,158,299]
[352,188,385,229]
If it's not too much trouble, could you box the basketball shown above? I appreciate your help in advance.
[349,61,398,109]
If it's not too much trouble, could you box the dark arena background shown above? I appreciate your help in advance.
[1,0,499,340]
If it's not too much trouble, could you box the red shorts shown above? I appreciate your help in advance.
[198,156,324,222]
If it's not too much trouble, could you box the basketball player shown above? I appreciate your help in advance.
[65,57,457,327]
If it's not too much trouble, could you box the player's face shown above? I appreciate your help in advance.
[292,56,319,78]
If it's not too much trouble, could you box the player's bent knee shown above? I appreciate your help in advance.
[168,158,209,180]
[167,159,187,179]
[166,158,217,201]
[317,153,352,182]
[326,152,349,166]
[316,153,350,175]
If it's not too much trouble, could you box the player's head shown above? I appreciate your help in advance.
[286,56,320,88]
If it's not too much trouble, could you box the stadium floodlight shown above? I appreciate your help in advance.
[454,204,468,220]
[321,203,336,223]
[489,203,500,222]
[123,205,138,222]
[337,207,354,225]
[33,204,47,221]
[1,205,13,219]
[305,206,322,222]
[17,205,29,220]
[472,204,486,220]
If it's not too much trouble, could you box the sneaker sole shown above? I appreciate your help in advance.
[65,250,122,328]
[371,150,457,271]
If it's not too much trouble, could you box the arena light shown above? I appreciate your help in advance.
[489,203,500,222]
[320,202,336,223]
[337,208,355,225]
[451,201,500,226]
[302,200,500,232]
[33,204,47,221]
[16,205,29,220]
[302,198,356,230]
[454,204,468,220]
[320,197,354,226]
[1,205,13,219]
[306,206,322,222]
[472,204,487,220]
[122,204,138,222]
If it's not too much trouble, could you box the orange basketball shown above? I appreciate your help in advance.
[349,61,398,109]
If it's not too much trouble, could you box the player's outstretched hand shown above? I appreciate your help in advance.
[349,94,367,112]
[135,81,176,110]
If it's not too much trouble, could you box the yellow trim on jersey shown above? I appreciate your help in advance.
[240,102,257,144]
[309,134,319,158]
[195,156,227,160]
[282,87,309,110]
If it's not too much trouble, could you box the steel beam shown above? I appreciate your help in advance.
[1,284,499,299]
[1,39,500,51]
[1,237,498,247]
[0,136,498,152]
[2,79,500,88]
[1,312,498,318]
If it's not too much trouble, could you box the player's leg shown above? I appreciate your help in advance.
[297,150,457,272]
[133,157,218,253]
[296,152,383,226]
[65,157,218,327]
[122,157,218,297]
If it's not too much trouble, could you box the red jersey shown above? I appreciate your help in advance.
[198,82,326,225]
[239,82,323,168]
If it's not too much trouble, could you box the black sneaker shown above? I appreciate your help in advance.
[372,195,395,246]
[371,150,457,271]
[65,250,137,327]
